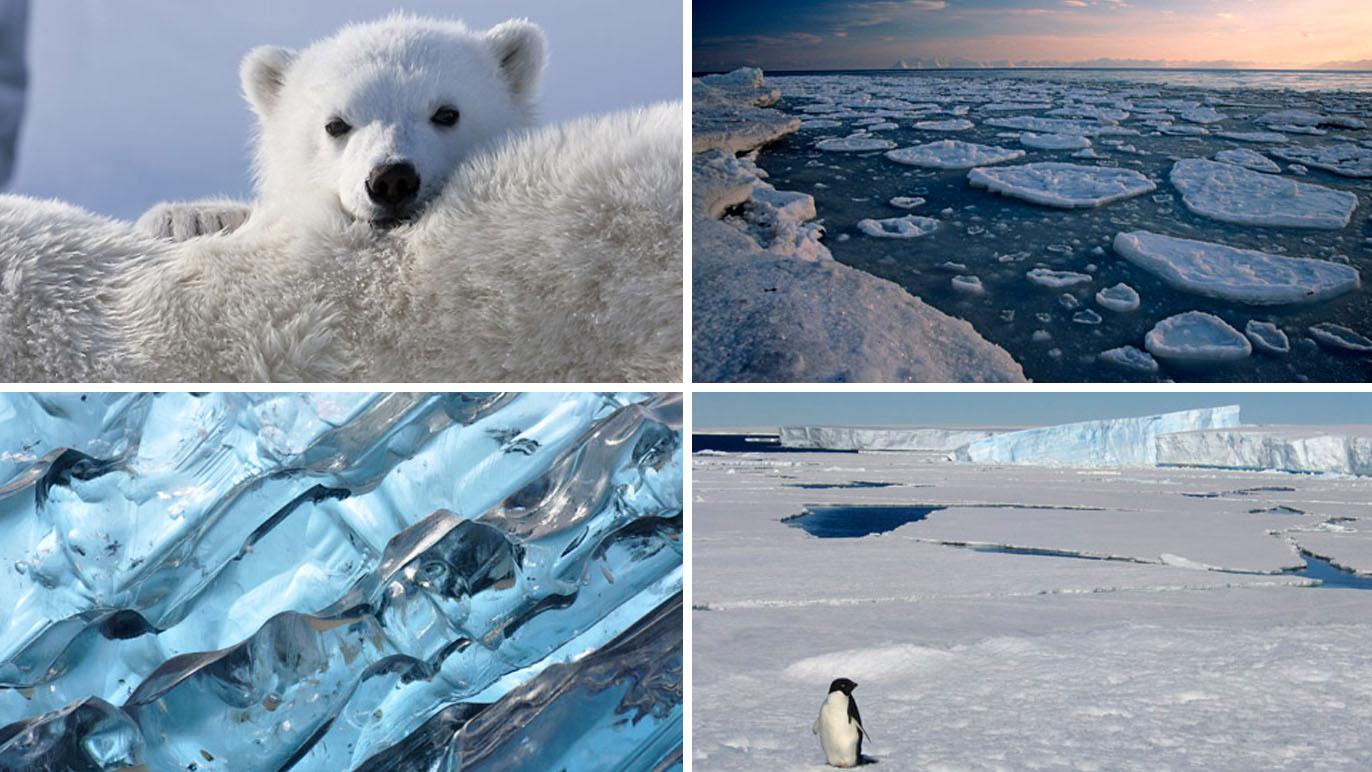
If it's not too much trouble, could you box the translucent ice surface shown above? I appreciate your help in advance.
[0,393,684,771]
[968,162,1157,208]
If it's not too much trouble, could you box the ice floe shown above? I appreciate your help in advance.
[1019,132,1092,150]
[815,135,898,152]
[914,118,974,131]
[952,275,985,295]
[1169,158,1358,229]
[1180,106,1226,124]
[1144,311,1252,367]
[1268,143,1372,178]
[1099,345,1159,374]
[1257,109,1366,131]
[1213,148,1280,173]
[857,214,941,238]
[1308,323,1372,353]
[1112,230,1360,305]
[1216,131,1289,143]
[969,162,1156,208]
[1244,320,1290,354]
[1026,268,1093,289]
[885,139,1025,170]
[1095,282,1141,312]
[888,196,926,209]
[984,115,1138,137]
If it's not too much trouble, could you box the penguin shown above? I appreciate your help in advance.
[811,677,870,768]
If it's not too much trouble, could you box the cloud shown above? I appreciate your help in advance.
[1062,0,1088,6]
[908,0,947,8]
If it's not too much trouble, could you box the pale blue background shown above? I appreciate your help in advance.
[695,393,1372,429]
[8,1,681,219]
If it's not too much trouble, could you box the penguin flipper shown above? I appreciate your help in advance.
[849,697,871,742]
[811,718,819,735]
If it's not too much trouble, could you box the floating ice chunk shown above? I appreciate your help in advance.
[915,119,974,131]
[1245,320,1290,354]
[1213,148,1280,174]
[985,116,1138,137]
[1099,346,1159,374]
[952,275,985,295]
[1268,123,1327,136]
[889,196,926,209]
[1019,132,1092,150]
[1268,143,1372,178]
[885,140,1025,170]
[1157,124,1210,136]
[857,214,940,238]
[1072,147,1103,159]
[1047,105,1129,122]
[815,136,897,152]
[983,101,1052,112]
[799,119,845,130]
[1073,309,1102,325]
[1308,323,1372,353]
[1112,230,1360,305]
[1216,131,1288,143]
[969,162,1156,208]
[1144,311,1251,367]
[1026,268,1093,289]
[1179,106,1226,124]
[1169,159,1357,229]
[1258,109,1366,130]
[1095,283,1140,312]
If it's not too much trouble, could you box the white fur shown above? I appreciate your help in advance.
[814,691,861,768]
[0,102,683,382]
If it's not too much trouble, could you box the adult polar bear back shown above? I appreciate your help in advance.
[0,102,683,382]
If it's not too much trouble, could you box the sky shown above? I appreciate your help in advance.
[694,393,1372,429]
[694,0,1372,72]
[6,0,681,219]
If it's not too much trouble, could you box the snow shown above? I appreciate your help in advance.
[1308,323,1372,353]
[1099,345,1159,374]
[1144,312,1252,367]
[1213,148,1280,174]
[968,162,1156,208]
[694,449,1372,771]
[1169,158,1358,230]
[1268,143,1372,178]
[857,214,940,239]
[913,119,974,131]
[1245,320,1291,355]
[1026,268,1093,289]
[955,405,1242,468]
[1112,230,1360,306]
[778,426,1007,452]
[815,136,898,152]
[884,140,1025,170]
[1018,132,1092,150]
[1096,282,1140,312]
[692,70,1028,383]
[1157,425,1372,477]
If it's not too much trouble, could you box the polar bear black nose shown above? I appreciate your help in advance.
[366,162,421,207]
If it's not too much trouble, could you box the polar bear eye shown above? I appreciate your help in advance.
[325,118,352,138]
[430,106,460,128]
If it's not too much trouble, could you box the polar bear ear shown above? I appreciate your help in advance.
[241,45,297,117]
[485,19,546,101]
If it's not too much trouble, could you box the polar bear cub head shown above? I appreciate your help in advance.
[242,15,545,228]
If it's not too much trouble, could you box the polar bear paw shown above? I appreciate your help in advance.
[136,199,253,241]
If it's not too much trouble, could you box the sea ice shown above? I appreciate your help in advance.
[885,139,1025,170]
[952,275,986,295]
[815,136,898,152]
[1144,311,1252,367]
[1180,106,1226,124]
[1019,132,1092,150]
[984,116,1138,137]
[1268,143,1372,178]
[857,214,941,238]
[1257,109,1366,130]
[779,426,1005,451]
[1026,268,1093,289]
[888,196,926,209]
[1245,320,1291,354]
[1099,345,1159,374]
[1169,158,1358,229]
[1112,230,1360,305]
[1216,131,1289,143]
[1157,425,1372,477]
[1213,148,1280,173]
[1095,282,1140,312]
[1308,323,1372,353]
[969,162,1156,208]
[915,119,975,131]
[955,405,1242,467]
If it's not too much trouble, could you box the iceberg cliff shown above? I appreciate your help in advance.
[955,406,1242,467]
[780,426,1008,452]
[1156,426,1372,476]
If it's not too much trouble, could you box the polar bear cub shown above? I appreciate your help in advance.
[138,15,545,239]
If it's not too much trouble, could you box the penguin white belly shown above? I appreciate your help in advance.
[816,693,860,767]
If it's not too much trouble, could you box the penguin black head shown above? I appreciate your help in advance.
[828,677,858,695]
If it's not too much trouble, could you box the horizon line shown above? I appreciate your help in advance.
[694,65,1372,75]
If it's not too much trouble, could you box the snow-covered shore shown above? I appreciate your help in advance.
[692,69,1027,383]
